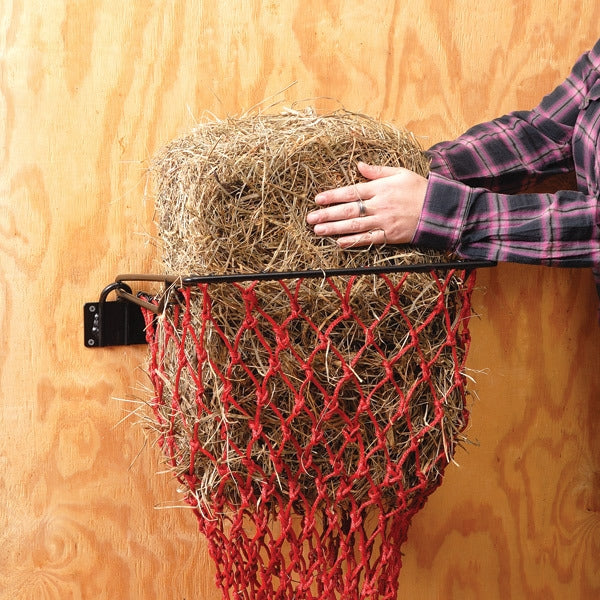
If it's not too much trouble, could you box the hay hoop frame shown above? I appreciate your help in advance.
[113,259,495,314]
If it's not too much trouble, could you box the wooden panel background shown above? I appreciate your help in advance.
[1,1,599,598]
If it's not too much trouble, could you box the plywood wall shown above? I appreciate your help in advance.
[1,1,599,598]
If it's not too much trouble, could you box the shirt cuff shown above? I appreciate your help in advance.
[412,172,472,251]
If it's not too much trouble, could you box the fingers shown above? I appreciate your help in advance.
[313,163,405,208]
[357,161,405,180]
[312,213,376,237]
[314,181,370,207]
[336,228,387,249]
[307,198,368,226]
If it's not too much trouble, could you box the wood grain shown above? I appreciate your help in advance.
[1,1,599,598]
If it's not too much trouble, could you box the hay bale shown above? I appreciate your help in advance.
[148,109,469,512]
[152,108,436,274]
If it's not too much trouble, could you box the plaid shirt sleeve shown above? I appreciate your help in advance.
[415,173,600,266]
[414,40,600,269]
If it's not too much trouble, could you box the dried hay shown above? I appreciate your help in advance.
[148,109,470,513]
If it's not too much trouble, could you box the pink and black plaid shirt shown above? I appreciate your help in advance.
[415,39,600,296]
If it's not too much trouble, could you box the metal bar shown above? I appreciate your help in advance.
[110,259,498,316]
[114,289,164,313]
[179,259,497,286]
[112,274,182,314]
[115,273,180,285]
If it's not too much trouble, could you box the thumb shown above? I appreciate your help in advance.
[357,161,405,180]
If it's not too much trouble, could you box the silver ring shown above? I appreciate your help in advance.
[357,199,366,218]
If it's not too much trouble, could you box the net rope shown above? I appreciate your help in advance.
[142,268,476,600]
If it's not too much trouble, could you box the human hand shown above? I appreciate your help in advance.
[306,162,428,248]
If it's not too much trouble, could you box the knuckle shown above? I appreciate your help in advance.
[344,204,358,219]
[349,219,364,233]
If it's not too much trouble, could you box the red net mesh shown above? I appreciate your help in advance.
[142,268,476,600]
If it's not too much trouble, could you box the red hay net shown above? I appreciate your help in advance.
[141,267,477,600]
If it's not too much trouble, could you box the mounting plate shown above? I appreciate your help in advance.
[84,298,147,348]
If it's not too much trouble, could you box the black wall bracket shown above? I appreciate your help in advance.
[84,274,177,348]
[84,282,148,348]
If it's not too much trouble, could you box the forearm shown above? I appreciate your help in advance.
[414,173,600,267]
